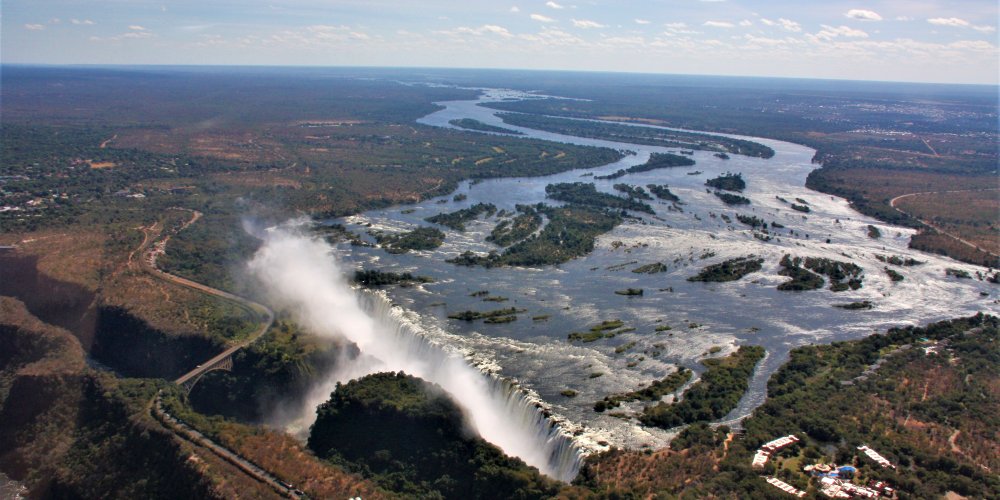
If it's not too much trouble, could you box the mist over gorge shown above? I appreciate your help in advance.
[246,225,584,481]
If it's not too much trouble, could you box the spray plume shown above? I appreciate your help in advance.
[246,226,583,481]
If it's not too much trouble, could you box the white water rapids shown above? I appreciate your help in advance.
[247,227,584,481]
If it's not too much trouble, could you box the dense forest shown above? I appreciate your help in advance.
[640,346,765,429]
[307,372,560,499]
[579,314,999,498]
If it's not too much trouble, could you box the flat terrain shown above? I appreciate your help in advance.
[1,66,996,497]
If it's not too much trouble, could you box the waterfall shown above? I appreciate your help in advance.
[247,227,586,482]
[359,292,585,482]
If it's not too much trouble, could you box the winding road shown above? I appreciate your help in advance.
[133,210,300,498]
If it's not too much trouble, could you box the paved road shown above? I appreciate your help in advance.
[133,211,275,386]
[135,211,300,497]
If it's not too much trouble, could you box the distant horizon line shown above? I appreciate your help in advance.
[3,62,997,88]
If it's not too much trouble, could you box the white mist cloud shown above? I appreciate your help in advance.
[531,13,556,23]
[704,21,735,28]
[246,226,576,480]
[812,24,869,40]
[777,18,801,32]
[546,1,565,9]
[845,9,882,21]
[572,19,605,29]
[927,17,969,27]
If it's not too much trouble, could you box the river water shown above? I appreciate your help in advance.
[323,88,996,451]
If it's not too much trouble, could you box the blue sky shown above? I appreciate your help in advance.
[3,0,998,84]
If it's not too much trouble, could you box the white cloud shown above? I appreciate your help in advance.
[448,24,513,37]
[572,19,605,29]
[71,19,96,25]
[510,6,520,13]
[24,24,45,30]
[703,21,735,28]
[813,24,869,41]
[530,14,556,23]
[742,34,802,47]
[517,27,583,46]
[122,31,154,39]
[895,16,913,21]
[777,18,801,32]
[923,17,994,32]
[760,18,775,26]
[845,9,882,21]
[739,19,753,27]
[599,35,646,47]
[948,40,997,51]
[128,25,147,31]
[635,19,651,25]
[545,1,564,9]
[927,17,969,27]
[663,22,698,34]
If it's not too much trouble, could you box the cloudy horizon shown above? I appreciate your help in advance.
[3,0,998,84]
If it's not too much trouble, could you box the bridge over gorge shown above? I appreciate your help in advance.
[133,212,302,498]
[132,212,275,393]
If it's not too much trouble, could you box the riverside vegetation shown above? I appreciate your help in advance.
[3,67,997,498]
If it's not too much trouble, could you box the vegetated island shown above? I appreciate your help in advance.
[449,203,620,267]
[425,202,497,231]
[639,345,765,429]
[646,184,681,202]
[447,307,526,324]
[688,256,764,282]
[594,367,692,412]
[568,319,632,342]
[804,257,864,291]
[371,226,445,254]
[545,182,654,214]
[705,172,746,192]
[495,113,775,158]
[834,300,874,310]
[487,204,543,247]
[449,182,656,268]
[307,372,560,499]
[632,262,668,274]
[714,192,751,206]
[875,254,922,266]
[353,269,433,287]
[448,118,524,135]
[596,153,696,180]
[612,184,652,200]
[777,254,826,291]
[777,255,864,292]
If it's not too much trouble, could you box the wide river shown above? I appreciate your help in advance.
[326,87,996,449]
